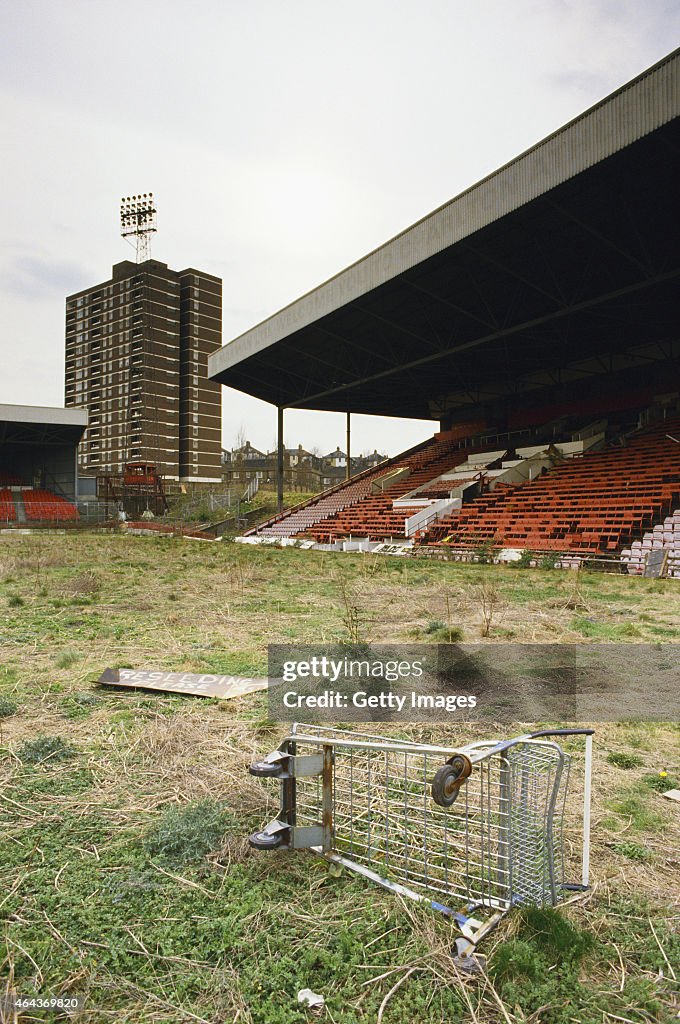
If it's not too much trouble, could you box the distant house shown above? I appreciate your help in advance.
[322,447,347,468]
[222,440,388,491]
[281,444,314,468]
[362,449,386,469]
[234,441,267,461]
[223,441,270,484]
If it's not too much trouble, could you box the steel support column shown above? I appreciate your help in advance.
[277,406,284,513]
[345,412,351,481]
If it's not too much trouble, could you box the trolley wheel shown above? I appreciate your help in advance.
[432,754,471,807]
[432,764,463,806]
[249,760,284,778]
[248,829,286,850]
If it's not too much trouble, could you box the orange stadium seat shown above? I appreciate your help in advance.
[422,418,680,555]
[22,489,79,522]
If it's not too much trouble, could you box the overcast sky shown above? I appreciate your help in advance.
[1,1,677,456]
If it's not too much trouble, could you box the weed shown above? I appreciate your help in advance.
[491,907,595,1017]
[607,751,644,769]
[520,905,594,959]
[144,798,236,864]
[614,841,651,862]
[17,734,77,765]
[642,771,677,793]
[68,570,102,597]
[422,617,463,642]
[8,594,24,607]
[472,539,499,564]
[61,691,100,719]
[572,617,643,640]
[491,938,543,982]
[338,577,371,644]
[0,695,18,717]
[56,649,81,669]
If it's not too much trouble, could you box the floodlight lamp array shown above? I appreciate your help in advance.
[120,193,157,235]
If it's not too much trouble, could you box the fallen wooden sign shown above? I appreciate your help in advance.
[643,548,667,578]
[99,668,270,700]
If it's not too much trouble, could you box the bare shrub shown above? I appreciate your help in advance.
[66,570,101,599]
[470,581,503,637]
[338,577,372,644]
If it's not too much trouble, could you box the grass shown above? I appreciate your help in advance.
[606,788,668,831]
[0,532,678,1022]
[606,750,644,769]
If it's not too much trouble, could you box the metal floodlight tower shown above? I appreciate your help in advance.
[120,192,157,262]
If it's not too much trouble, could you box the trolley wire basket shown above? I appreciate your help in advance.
[248,724,593,957]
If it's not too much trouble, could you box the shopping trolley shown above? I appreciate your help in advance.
[248,724,594,958]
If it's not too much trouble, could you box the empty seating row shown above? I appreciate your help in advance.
[422,418,680,554]
[0,489,17,522]
[308,441,494,541]
[257,472,389,537]
[22,490,79,521]
[251,433,452,538]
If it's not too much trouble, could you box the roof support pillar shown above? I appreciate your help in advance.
[277,406,284,513]
[346,412,351,481]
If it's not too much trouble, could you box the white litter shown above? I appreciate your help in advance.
[297,988,325,1010]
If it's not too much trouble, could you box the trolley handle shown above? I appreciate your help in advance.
[528,728,595,738]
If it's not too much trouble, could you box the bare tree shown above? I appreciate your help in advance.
[233,424,247,454]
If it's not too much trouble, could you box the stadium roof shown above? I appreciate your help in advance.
[0,404,88,445]
[209,50,680,421]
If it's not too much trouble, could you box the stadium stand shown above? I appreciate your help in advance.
[254,435,438,538]
[0,489,17,522]
[259,472,387,538]
[247,410,680,561]
[22,489,79,522]
[308,437,474,541]
[254,432,527,542]
[423,417,680,554]
[621,509,680,577]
